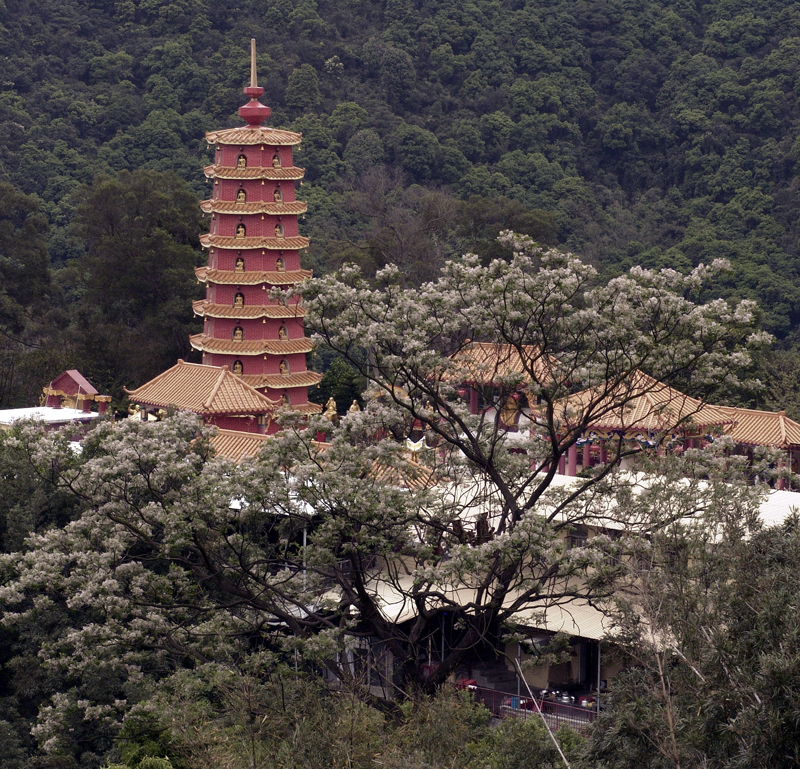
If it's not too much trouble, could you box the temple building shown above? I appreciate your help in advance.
[128,41,321,435]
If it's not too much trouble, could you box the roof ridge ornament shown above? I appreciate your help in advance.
[239,38,271,126]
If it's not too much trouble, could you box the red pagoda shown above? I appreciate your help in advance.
[190,40,321,420]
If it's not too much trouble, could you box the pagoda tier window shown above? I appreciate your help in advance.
[232,360,244,375]
[280,393,290,406]
[237,154,247,168]
[272,153,281,167]
[274,187,282,202]
[278,325,288,341]
[236,189,246,204]
[280,359,290,375]
[233,326,244,341]
[275,223,284,238]
[234,292,245,309]
[235,224,246,239]
[275,257,285,272]
[235,257,245,273]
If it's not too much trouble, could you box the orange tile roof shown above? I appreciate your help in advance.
[716,406,800,448]
[195,267,312,286]
[125,360,278,416]
[555,371,734,435]
[210,428,270,460]
[199,200,308,215]
[205,126,302,146]
[203,165,305,181]
[200,234,310,251]
[242,371,323,389]
[370,459,437,491]
[190,334,314,355]
[448,342,561,386]
[291,401,323,415]
[192,300,305,320]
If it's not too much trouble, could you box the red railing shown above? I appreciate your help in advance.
[467,685,598,733]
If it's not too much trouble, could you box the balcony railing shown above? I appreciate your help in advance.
[465,684,598,734]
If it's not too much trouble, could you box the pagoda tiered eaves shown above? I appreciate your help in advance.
[242,371,323,389]
[203,165,305,181]
[194,267,313,286]
[195,266,312,285]
[200,200,308,215]
[205,126,302,145]
[190,334,314,356]
[200,234,310,250]
[192,300,306,320]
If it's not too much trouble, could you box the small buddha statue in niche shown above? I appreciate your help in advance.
[232,360,243,375]
[275,257,285,272]
[234,257,245,273]
[272,154,281,167]
[279,359,290,375]
[235,224,246,239]
[278,325,288,341]
[274,187,282,202]
[236,189,246,204]
[274,223,284,238]
[237,154,247,168]
[280,393,289,406]
[233,292,245,309]
[233,326,244,341]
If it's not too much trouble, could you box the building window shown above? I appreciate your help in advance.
[234,257,245,273]
[236,189,246,203]
[275,257,285,272]
[232,360,244,375]
[275,223,284,238]
[235,224,246,239]
[279,359,290,375]
[233,326,244,341]
[278,325,288,341]
[274,186,282,202]
[234,292,245,309]
[272,153,281,167]
[237,154,247,168]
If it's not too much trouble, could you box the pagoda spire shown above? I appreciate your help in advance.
[239,38,270,126]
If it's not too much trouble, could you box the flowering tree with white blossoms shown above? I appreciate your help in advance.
[0,234,769,759]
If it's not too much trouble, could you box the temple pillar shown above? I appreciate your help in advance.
[568,444,578,476]
[582,443,591,469]
[558,454,566,475]
[470,388,479,415]
[599,443,608,464]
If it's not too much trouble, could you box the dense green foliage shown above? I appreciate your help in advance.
[1,0,800,407]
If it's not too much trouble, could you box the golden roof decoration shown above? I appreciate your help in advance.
[125,360,278,416]
[203,165,305,181]
[192,300,306,320]
[195,266,312,286]
[200,234,310,251]
[205,126,302,146]
[190,334,314,356]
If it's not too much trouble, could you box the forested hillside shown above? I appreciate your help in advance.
[1,0,799,407]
